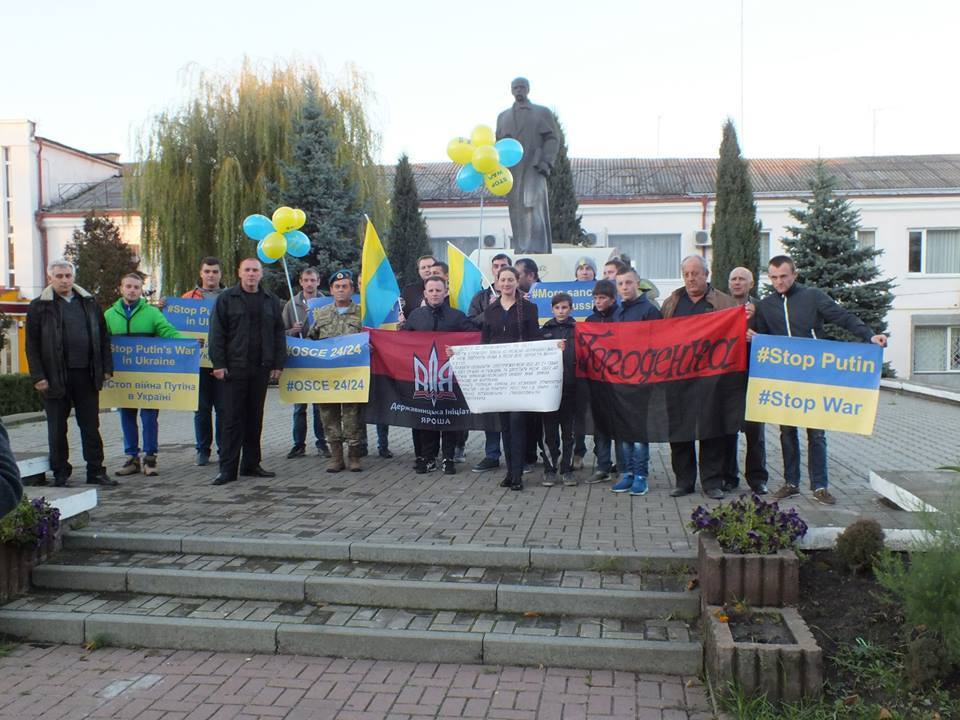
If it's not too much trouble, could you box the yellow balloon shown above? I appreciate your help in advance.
[485,166,514,196]
[262,231,287,260]
[272,206,297,233]
[292,208,307,230]
[471,145,500,174]
[471,124,496,148]
[447,137,475,165]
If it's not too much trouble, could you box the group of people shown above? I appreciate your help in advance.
[24,246,886,504]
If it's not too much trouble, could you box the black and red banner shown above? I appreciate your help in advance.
[363,329,499,431]
[575,308,748,442]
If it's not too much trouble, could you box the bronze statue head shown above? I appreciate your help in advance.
[511,77,530,103]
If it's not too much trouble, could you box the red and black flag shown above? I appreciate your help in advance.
[363,329,499,431]
[575,308,748,443]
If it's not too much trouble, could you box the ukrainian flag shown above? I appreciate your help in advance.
[360,218,401,329]
[447,243,486,311]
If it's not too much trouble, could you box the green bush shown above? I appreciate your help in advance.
[835,518,885,574]
[0,374,44,416]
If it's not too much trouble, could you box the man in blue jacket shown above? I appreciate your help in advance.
[751,255,887,505]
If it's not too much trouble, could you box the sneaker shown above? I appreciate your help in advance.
[612,474,634,493]
[561,473,578,487]
[443,459,456,475]
[378,448,394,459]
[772,484,800,500]
[522,464,533,475]
[115,456,140,476]
[541,472,557,488]
[453,447,466,463]
[195,451,209,467]
[142,455,158,477]
[629,475,649,496]
[472,457,500,473]
[588,470,610,484]
[317,442,332,458]
[813,488,837,505]
[424,459,438,473]
[286,446,306,459]
[414,458,427,474]
[572,455,584,471]
[705,488,724,500]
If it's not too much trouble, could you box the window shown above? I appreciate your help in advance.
[858,229,877,266]
[908,229,960,274]
[607,233,681,279]
[913,326,960,373]
[758,231,771,271]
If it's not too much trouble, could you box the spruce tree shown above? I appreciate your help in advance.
[711,119,761,292]
[547,113,585,245]
[64,213,139,308]
[782,160,895,345]
[387,154,431,286]
[268,84,366,292]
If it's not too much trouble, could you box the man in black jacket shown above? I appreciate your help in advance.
[752,255,887,505]
[403,277,474,474]
[26,259,115,487]
[0,419,23,517]
[399,255,436,318]
[208,258,286,486]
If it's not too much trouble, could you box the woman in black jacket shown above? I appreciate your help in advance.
[480,267,541,491]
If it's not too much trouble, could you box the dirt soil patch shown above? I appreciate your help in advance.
[727,610,794,644]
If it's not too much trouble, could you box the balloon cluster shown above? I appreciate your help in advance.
[242,207,311,263]
[447,125,523,196]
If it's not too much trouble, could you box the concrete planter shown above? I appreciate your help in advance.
[698,534,799,607]
[704,605,823,703]
[0,532,60,602]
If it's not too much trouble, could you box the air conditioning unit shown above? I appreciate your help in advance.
[695,230,711,247]
[483,234,497,247]
[583,232,597,247]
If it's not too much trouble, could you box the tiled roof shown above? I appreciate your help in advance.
[44,155,960,213]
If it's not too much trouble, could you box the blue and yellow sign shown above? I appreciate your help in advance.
[745,334,882,434]
[101,337,201,410]
[279,333,370,404]
[527,281,598,325]
[163,298,215,368]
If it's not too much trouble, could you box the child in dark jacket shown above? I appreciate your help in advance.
[540,293,578,487]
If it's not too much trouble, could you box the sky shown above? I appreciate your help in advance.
[2,0,958,164]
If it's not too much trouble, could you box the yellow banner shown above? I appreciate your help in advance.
[101,371,200,411]
[179,330,212,369]
[278,366,370,404]
[745,377,880,435]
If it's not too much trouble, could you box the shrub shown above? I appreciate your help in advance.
[835,518,885,574]
[0,497,60,549]
[690,493,808,554]
[0,374,44,416]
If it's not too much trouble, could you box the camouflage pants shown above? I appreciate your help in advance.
[319,403,363,448]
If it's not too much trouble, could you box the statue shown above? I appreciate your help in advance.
[496,77,559,254]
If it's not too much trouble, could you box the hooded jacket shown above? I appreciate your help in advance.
[613,294,662,322]
[104,297,181,339]
[26,284,112,400]
[540,316,577,387]
[753,282,874,342]
[585,303,617,323]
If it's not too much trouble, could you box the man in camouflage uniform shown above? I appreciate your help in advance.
[308,269,364,472]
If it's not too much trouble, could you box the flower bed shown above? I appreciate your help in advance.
[0,497,61,602]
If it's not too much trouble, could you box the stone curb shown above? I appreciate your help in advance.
[305,576,497,612]
[0,610,85,644]
[126,568,306,601]
[63,531,698,571]
[277,625,483,664]
[85,614,278,654]
[496,585,699,620]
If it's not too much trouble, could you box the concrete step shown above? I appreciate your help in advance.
[0,589,701,674]
[33,548,699,620]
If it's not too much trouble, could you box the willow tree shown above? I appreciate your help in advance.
[130,59,388,293]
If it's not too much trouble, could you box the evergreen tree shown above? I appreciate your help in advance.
[547,113,585,245]
[64,213,139,308]
[711,119,761,292]
[386,154,431,286]
[268,84,366,292]
[782,160,896,345]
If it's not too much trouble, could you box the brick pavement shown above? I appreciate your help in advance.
[0,643,713,719]
[7,389,959,551]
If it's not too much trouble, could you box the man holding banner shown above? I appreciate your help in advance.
[208,258,286,486]
[752,255,887,505]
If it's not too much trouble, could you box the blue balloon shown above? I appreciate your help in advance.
[256,240,279,264]
[284,230,311,258]
[243,214,275,241]
[456,164,484,192]
[495,138,523,168]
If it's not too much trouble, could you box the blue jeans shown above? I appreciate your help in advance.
[292,403,326,450]
[594,430,624,472]
[120,408,159,456]
[618,441,650,478]
[484,430,501,460]
[780,425,828,490]
[362,424,389,451]
[194,370,221,455]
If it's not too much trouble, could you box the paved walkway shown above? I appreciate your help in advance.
[0,644,712,720]
[8,388,959,551]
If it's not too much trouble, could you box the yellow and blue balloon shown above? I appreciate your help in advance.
[447,125,522,197]
[242,207,310,263]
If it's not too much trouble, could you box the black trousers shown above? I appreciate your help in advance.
[724,422,769,490]
[218,369,270,479]
[669,436,728,493]
[500,411,528,482]
[543,389,576,473]
[524,413,542,465]
[412,429,457,461]
[44,368,105,480]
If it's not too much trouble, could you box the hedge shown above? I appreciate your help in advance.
[0,374,44,417]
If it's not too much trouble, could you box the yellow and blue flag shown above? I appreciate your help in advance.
[447,243,485,311]
[360,219,401,329]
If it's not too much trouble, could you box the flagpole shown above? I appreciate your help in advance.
[477,193,484,263]
[281,255,300,325]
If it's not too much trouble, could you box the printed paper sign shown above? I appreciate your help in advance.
[448,339,563,413]
[278,333,370,404]
[745,334,882,434]
[101,337,200,410]
[163,297,214,368]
